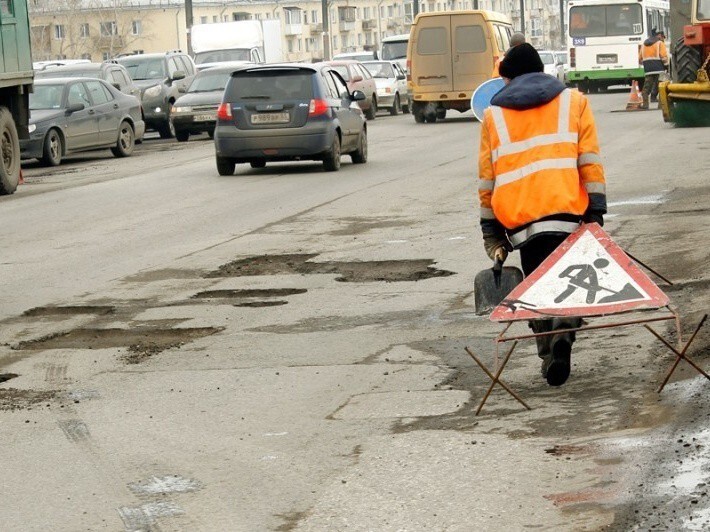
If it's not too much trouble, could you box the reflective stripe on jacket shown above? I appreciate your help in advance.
[478,88,606,248]
[640,39,668,74]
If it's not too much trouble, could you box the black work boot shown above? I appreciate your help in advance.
[544,332,572,386]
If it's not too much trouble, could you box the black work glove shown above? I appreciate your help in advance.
[583,211,604,226]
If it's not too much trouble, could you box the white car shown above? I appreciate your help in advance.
[537,50,558,77]
[554,51,569,84]
[361,60,410,115]
[333,51,377,62]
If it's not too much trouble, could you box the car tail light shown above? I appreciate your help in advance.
[308,99,329,117]
[217,103,233,121]
[570,48,576,68]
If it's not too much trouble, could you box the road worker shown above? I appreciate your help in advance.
[640,29,669,109]
[478,43,607,386]
[491,32,526,78]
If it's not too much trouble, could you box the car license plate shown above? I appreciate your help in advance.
[193,113,215,122]
[597,54,618,65]
[251,112,289,124]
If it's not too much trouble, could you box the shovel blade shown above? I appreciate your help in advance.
[474,266,524,315]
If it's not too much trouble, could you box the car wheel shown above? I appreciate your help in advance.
[111,121,135,158]
[216,156,236,176]
[175,130,190,142]
[158,112,175,139]
[390,94,401,116]
[0,107,20,195]
[323,134,341,172]
[208,129,215,139]
[250,160,266,168]
[365,97,377,120]
[41,128,62,166]
[350,129,367,164]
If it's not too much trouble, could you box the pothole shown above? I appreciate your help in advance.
[16,327,221,354]
[234,301,288,308]
[192,288,307,299]
[0,388,57,411]
[0,373,19,384]
[207,254,455,282]
[23,305,115,317]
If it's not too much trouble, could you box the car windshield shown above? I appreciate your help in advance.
[363,62,395,78]
[556,52,568,63]
[331,65,350,81]
[188,71,230,92]
[194,49,251,64]
[118,57,167,80]
[569,4,643,37]
[227,70,314,100]
[539,52,555,65]
[37,68,102,79]
[30,84,64,110]
[381,41,408,60]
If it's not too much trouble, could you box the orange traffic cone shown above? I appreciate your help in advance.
[626,81,643,110]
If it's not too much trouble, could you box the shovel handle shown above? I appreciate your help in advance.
[493,257,503,288]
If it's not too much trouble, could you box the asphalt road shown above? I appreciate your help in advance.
[1,93,709,531]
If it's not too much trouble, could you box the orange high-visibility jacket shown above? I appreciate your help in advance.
[478,88,606,247]
[640,39,668,74]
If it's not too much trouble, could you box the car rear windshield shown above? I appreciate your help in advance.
[117,57,167,80]
[30,84,64,110]
[226,70,314,100]
[539,52,555,65]
[364,62,395,78]
[188,71,230,93]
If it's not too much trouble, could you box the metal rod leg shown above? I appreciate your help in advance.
[475,341,519,416]
[465,347,531,411]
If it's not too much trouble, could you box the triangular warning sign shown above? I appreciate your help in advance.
[490,223,669,322]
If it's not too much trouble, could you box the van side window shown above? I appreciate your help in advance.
[455,25,487,53]
[497,26,510,51]
[417,27,448,55]
[492,25,505,52]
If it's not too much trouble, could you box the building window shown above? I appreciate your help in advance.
[131,20,141,35]
[388,5,394,17]
[213,15,218,22]
[333,35,338,49]
[358,33,362,46]
[1,0,14,17]
[200,16,207,24]
[284,7,302,25]
[79,23,89,38]
[100,21,117,36]
[102,52,111,61]
[81,53,91,60]
[54,24,65,40]
[363,7,370,19]
[297,39,302,51]
[310,10,318,23]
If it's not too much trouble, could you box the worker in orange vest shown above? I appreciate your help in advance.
[491,32,526,78]
[478,44,607,386]
[639,29,669,109]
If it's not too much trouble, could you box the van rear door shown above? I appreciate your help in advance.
[451,13,492,92]
[412,15,453,94]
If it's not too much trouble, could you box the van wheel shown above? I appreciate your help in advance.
[412,102,425,123]
[0,107,21,195]
[436,108,447,119]
[390,94,401,116]
[424,113,437,123]
[216,156,236,176]
[323,134,341,171]
[41,129,63,166]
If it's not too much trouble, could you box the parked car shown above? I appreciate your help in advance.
[554,51,569,84]
[172,62,246,142]
[35,62,141,100]
[21,77,145,166]
[214,63,367,174]
[537,50,559,77]
[333,51,378,62]
[361,60,410,115]
[323,60,378,119]
[115,51,196,138]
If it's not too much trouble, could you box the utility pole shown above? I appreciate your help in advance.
[322,0,331,60]
[559,0,566,49]
[519,0,525,36]
[412,0,419,20]
[185,0,194,56]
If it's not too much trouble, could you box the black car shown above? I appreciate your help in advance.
[171,62,246,142]
[214,63,368,174]
[21,78,145,166]
[35,62,141,100]
[115,52,196,138]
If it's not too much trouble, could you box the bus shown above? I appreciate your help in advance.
[567,0,670,92]
[380,33,409,71]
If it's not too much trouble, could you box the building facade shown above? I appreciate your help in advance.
[28,0,565,63]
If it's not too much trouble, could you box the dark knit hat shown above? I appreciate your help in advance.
[498,43,545,79]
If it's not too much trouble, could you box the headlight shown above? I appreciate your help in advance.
[28,124,36,133]
[173,106,192,113]
[143,85,162,98]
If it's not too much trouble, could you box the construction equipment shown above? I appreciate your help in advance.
[659,0,710,126]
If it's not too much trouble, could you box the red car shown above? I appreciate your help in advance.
[323,60,378,120]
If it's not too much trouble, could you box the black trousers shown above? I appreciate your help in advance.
[519,234,582,357]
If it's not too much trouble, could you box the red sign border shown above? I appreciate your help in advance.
[490,223,670,322]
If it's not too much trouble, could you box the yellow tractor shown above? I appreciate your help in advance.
[659,0,710,126]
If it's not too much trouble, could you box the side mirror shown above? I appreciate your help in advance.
[171,70,186,81]
[396,74,406,80]
[351,75,363,83]
[351,90,366,101]
[111,82,121,90]
[65,103,85,115]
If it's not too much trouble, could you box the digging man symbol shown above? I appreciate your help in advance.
[554,258,610,304]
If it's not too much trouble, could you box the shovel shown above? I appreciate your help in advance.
[474,257,524,315]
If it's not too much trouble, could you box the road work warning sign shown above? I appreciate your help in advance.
[490,223,669,321]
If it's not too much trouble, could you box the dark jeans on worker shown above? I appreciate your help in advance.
[519,233,582,358]
[642,74,660,107]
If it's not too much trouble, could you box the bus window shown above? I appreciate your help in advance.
[569,4,642,37]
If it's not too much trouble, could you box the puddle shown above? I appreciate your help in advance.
[207,254,455,283]
[23,305,115,317]
[234,301,288,308]
[192,288,307,299]
[0,373,19,384]
[16,327,220,355]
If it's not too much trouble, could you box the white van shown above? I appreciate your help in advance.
[381,33,410,71]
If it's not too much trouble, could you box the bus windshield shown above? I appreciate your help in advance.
[569,4,643,37]
[381,41,408,60]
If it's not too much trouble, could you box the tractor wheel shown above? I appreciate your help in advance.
[673,37,703,83]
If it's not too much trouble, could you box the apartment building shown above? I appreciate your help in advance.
[29,0,565,63]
